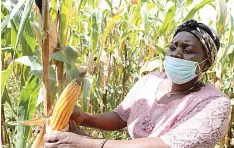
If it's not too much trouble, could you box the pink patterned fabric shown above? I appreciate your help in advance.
[113,72,231,148]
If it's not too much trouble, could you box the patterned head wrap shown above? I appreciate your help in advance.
[174,19,220,71]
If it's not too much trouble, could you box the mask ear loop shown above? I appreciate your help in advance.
[196,58,208,76]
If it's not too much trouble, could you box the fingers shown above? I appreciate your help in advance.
[70,107,84,126]
[69,120,77,131]
[44,134,59,143]
[70,113,78,120]
[45,143,71,148]
[44,141,58,148]
[44,133,69,148]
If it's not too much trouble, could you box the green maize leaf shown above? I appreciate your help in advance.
[183,0,214,21]
[21,37,33,56]
[104,0,112,10]
[159,5,175,35]
[78,0,84,13]
[63,46,78,65]
[109,86,116,110]
[228,14,233,45]
[60,0,72,45]
[186,0,193,6]
[91,10,102,54]
[226,44,234,55]
[175,0,187,21]
[216,0,227,39]
[1,62,13,95]
[22,21,36,54]
[20,65,31,89]
[140,2,148,29]
[82,77,93,112]
[11,21,17,48]
[1,0,26,31]
[2,87,17,115]
[15,0,34,49]
[131,0,141,25]
[102,16,123,48]
[27,86,40,119]
[66,64,80,81]
[16,74,39,148]
[131,31,138,51]
[51,46,78,65]
[51,51,66,62]
[15,56,56,80]
[14,55,37,66]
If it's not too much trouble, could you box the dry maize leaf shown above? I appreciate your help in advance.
[63,6,77,45]
[36,14,57,58]
[130,0,137,4]
[140,59,162,74]
[86,55,95,75]
[8,118,46,126]
[138,54,145,66]
[147,45,155,60]
[118,40,125,57]
[114,7,125,17]
[32,125,45,148]
[77,65,87,74]
[48,17,58,56]
[232,59,234,68]
[31,23,42,52]
[215,80,221,90]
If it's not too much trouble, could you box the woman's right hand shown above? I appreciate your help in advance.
[70,105,85,126]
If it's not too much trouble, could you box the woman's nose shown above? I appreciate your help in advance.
[170,48,183,59]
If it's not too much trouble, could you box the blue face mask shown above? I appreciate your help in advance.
[163,56,205,85]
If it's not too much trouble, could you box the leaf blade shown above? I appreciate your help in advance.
[14,0,34,49]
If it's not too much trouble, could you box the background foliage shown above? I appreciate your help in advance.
[1,0,234,147]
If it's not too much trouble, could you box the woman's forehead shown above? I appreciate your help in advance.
[172,31,201,44]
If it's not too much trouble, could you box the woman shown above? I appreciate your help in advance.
[44,20,231,148]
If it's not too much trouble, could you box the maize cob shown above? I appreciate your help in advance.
[50,78,82,130]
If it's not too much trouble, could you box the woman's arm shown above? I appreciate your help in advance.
[81,111,127,131]
[70,105,127,131]
[94,137,169,148]
[71,74,149,131]
[44,132,169,148]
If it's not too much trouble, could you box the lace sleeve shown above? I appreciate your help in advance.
[113,74,152,122]
[159,97,231,148]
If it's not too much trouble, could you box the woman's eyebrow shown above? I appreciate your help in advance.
[182,42,197,48]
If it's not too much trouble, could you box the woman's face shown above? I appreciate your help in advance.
[167,31,207,71]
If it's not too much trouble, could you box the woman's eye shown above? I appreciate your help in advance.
[184,48,193,54]
[169,45,176,51]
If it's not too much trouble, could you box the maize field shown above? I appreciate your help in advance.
[1,0,234,147]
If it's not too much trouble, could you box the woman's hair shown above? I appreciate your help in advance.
[174,19,220,71]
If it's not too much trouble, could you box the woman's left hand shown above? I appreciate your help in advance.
[44,132,95,148]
